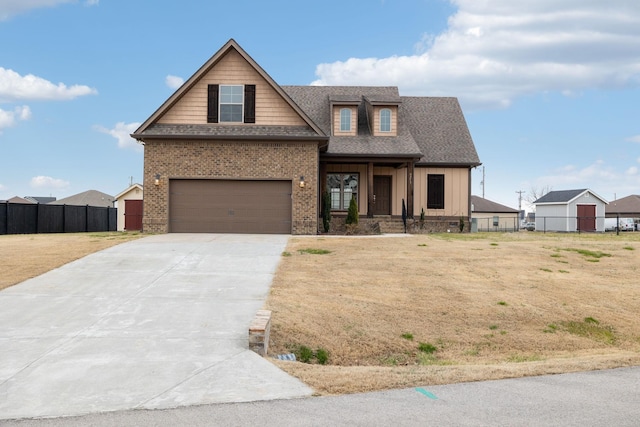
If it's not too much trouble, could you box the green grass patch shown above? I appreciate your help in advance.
[540,268,553,272]
[401,332,414,340]
[418,342,437,354]
[281,251,291,257]
[561,317,617,344]
[489,325,498,330]
[558,269,569,273]
[298,248,332,255]
[417,243,427,247]
[563,248,612,259]
[623,246,635,251]
[497,301,508,306]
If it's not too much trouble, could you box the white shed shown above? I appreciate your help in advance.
[114,184,143,231]
[533,189,608,232]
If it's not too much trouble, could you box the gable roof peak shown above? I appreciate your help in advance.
[132,38,325,139]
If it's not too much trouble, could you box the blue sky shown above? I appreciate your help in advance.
[1,0,639,213]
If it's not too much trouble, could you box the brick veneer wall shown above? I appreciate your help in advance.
[143,139,318,235]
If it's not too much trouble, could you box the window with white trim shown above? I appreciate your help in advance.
[380,108,391,132]
[340,108,351,132]
[219,85,244,122]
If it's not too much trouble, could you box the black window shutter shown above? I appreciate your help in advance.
[207,84,219,123]
[244,84,256,123]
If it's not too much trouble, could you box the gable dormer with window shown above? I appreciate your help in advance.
[363,95,400,136]
[330,95,360,136]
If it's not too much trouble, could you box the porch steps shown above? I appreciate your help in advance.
[377,218,407,234]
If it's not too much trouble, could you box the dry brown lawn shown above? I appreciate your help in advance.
[2,231,639,396]
[0,232,143,290]
[266,232,640,395]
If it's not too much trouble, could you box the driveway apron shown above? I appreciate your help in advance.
[0,234,312,420]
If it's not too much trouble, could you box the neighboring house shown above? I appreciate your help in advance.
[7,196,33,204]
[605,194,640,218]
[49,190,114,208]
[132,39,481,235]
[25,196,56,204]
[114,184,144,231]
[470,195,519,232]
[533,189,608,232]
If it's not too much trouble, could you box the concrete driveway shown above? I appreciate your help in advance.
[0,234,312,420]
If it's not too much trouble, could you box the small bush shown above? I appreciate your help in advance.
[321,191,331,233]
[297,345,314,363]
[346,197,359,225]
[316,348,329,365]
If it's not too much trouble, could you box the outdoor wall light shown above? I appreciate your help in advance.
[299,176,305,188]
[154,174,160,186]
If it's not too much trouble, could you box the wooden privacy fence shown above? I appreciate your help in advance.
[0,202,117,235]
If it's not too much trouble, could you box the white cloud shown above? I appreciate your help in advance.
[95,122,142,151]
[312,0,640,109]
[0,68,97,102]
[531,159,640,201]
[30,175,70,190]
[0,106,31,132]
[165,75,184,90]
[626,135,640,143]
[0,0,73,20]
[0,0,96,20]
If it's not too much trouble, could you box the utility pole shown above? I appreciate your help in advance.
[516,190,525,211]
[480,166,485,198]
[516,190,525,222]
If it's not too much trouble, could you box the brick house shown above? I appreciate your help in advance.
[132,39,481,234]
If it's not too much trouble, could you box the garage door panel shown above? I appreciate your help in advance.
[169,180,292,234]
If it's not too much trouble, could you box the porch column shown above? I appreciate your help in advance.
[367,162,374,218]
[407,160,414,219]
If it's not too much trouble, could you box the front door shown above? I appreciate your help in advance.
[373,176,391,215]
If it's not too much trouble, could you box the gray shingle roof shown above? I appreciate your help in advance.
[401,97,480,165]
[49,190,114,207]
[137,123,322,140]
[471,195,518,213]
[283,86,480,164]
[534,189,589,204]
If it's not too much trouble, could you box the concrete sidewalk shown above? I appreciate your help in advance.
[0,234,312,420]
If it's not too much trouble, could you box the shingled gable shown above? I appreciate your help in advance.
[131,39,326,142]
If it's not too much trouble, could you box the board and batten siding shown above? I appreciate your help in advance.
[324,165,471,217]
[158,49,305,126]
[414,167,470,217]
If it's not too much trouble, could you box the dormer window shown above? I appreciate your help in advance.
[340,108,352,132]
[380,108,391,132]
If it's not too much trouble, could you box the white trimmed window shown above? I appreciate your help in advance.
[340,108,351,132]
[380,108,391,132]
[219,85,244,122]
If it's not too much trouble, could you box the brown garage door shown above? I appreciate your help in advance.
[169,179,292,234]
